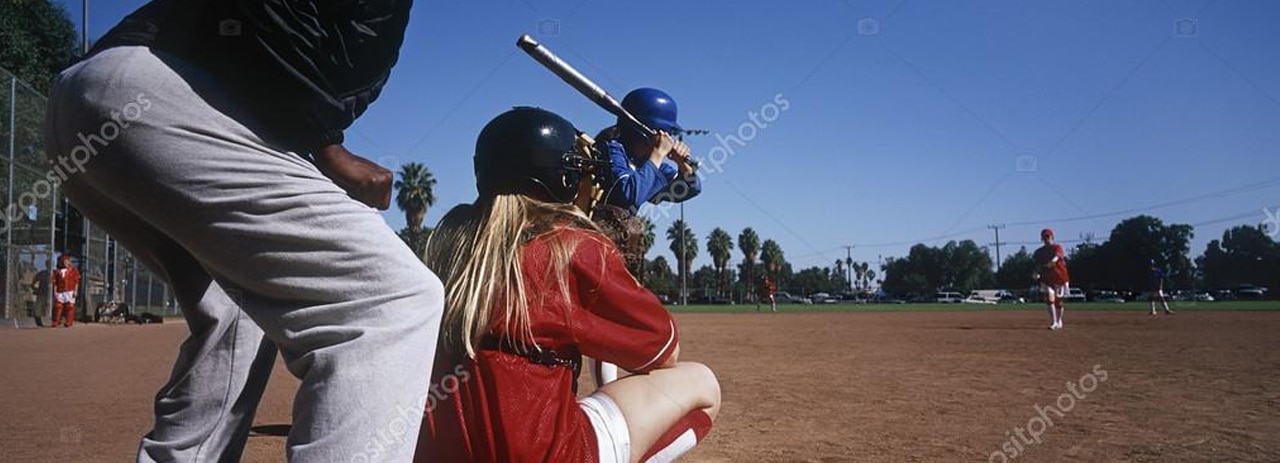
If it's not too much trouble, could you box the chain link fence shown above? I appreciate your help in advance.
[1,67,174,326]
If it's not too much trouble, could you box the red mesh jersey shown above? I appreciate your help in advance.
[415,228,678,463]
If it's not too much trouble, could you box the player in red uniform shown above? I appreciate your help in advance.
[1033,229,1070,330]
[757,275,776,312]
[50,254,81,328]
[415,107,720,463]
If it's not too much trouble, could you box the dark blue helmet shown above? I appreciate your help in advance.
[620,88,682,138]
[474,107,582,203]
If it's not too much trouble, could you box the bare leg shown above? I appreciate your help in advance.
[1045,293,1057,329]
[1056,300,1065,328]
[598,362,720,463]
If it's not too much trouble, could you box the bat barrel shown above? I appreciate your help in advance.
[517,35,610,101]
[516,34,696,167]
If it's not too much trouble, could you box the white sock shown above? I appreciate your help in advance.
[594,360,618,387]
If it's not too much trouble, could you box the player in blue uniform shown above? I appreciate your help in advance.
[598,88,701,213]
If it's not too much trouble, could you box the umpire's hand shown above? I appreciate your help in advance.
[313,144,394,210]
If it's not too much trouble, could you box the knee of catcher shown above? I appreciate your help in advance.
[683,362,721,419]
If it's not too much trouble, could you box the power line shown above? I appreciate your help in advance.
[786,179,1280,268]
[1004,176,1280,229]
[850,176,1280,249]
[1000,209,1267,247]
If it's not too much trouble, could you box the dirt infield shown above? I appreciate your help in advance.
[2,309,1278,462]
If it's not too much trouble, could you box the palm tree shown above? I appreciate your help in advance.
[738,228,760,299]
[845,256,854,291]
[707,228,734,297]
[650,255,673,282]
[761,239,784,282]
[852,262,866,292]
[395,162,437,231]
[666,220,698,301]
[835,259,845,290]
[865,262,875,291]
[640,216,657,255]
[637,216,656,283]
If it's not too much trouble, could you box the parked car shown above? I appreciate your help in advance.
[870,294,907,304]
[1236,285,1268,300]
[689,295,734,305]
[997,294,1026,304]
[837,292,870,303]
[969,289,1018,303]
[808,292,838,304]
[1193,292,1215,302]
[1212,289,1237,301]
[775,291,811,304]
[935,291,964,304]
[963,295,997,305]
[1092,290,1125,303]
[1064,288,1087,303]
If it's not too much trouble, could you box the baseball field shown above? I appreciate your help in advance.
[3,304,1278,462]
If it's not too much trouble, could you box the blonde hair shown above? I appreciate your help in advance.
[425,194,600,358]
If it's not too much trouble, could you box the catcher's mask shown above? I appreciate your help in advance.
[474,107,605,203]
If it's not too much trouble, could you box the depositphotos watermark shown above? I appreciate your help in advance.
[641,92,791,221]
[1263,206,1279,239]
[0,92,153,234]
[989,364,1109,463]
[349,363,471,462]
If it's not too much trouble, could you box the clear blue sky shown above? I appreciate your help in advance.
[58,0,1280,271]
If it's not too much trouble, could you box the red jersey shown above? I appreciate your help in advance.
[52,267,81,293]
[758,279,775,298]
[1033,243,1070,286]
[415,228,678,463]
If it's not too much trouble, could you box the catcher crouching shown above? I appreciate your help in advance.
[415,107,719,463]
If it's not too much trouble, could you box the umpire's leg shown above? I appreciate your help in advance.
[46,45,443,462]
[56,179,277,463]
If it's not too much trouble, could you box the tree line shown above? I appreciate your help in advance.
[884,215,1278,298]
[392,161,1278,301]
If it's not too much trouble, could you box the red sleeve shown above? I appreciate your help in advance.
[569,233,678,373]
[1055,244,1066,260]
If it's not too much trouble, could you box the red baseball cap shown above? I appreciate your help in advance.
[1040,228,1054,239]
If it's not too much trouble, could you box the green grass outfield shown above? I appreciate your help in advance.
[666,300,1280,313]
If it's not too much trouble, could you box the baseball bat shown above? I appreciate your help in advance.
[516,34,699,168]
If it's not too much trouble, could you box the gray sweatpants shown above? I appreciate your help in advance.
[44,46,443,462]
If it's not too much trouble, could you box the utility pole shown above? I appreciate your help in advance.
[679,203,687,306]
[988,224,1007,269]
[82,0,90,54]
[80,0,92,321]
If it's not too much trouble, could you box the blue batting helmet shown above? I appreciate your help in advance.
[620,88,682,136]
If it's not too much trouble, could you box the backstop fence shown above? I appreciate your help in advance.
[1,66,175,326]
